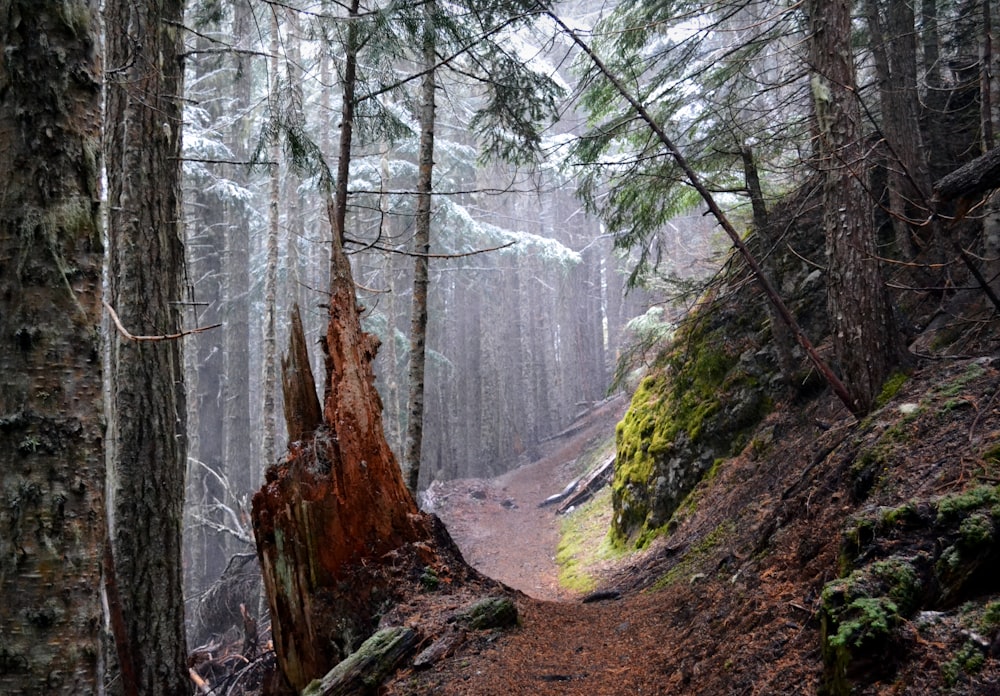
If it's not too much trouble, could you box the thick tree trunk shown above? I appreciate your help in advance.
[0,3,105,693]
[253,2,443,690]
[251,200,432,692]
[808,0,903,414]
[104,0,189,693]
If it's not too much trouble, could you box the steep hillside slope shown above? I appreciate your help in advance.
[387,354,1000,695]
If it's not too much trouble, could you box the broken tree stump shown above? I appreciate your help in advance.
[252,209,510,694]
[252,221,432,692]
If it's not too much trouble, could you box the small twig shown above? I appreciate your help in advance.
[345,238,517,259]
[104,300,221,341]
[188,668,212,695]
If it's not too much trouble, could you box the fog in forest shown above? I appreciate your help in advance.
[178,0,720,607]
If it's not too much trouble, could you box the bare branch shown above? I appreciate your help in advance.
[104,300,221,341]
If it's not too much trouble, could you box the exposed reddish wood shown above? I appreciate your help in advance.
[252,202,432,692]
[280,304,322,443]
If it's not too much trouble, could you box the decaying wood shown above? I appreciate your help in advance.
[453,595,518,630]
[412,626,466,669]
[252,198,445,692]
[301,627,418,696]
[932,144,1000,206]
[281,303,322,443]
[556,455,616,514]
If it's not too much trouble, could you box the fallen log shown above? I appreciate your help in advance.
[301,627,418,696]
[412,626,466,669]
[538,476,581,508]
[557,455,616,514]
[933,144,1000,205]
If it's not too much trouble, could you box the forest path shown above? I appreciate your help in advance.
[422,396,627,602]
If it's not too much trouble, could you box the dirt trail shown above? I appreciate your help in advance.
[421,397,627,601]
[386,359,1000,695]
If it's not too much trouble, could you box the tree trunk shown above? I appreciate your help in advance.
[252,1,437,690]
[404,0,437,493]
[0,3,105,693]
[922,0,942,90]
[807,0,903,414]
[225,0,255,495]
[742,146,797,385]
[104,0,189,693]
[262,10,282,469]
[185,30,229,598]
[866,0,931,259]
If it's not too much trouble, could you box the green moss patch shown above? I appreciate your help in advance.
[651,520,735,590]
[822,484,1000,694]
[611,310,772,547]
[555,488,626,593]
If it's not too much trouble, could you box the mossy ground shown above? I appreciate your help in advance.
[555,488,626,592]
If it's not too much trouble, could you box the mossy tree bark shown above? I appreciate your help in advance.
[0,2,105,692]
[104,0,189,693]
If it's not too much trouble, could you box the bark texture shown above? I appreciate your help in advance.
[808,0,902,414]
[0,2,105,692]
[104,0,189,693]
[252,219,428,692]
[404,1,437,493]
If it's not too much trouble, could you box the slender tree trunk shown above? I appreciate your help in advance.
[104,0,189,692]
[986,0,1000,294]
[807,0,903,414]
[866,0,930,259]
[922,0,942,89]
[225,0,255,495]
[982,0,996,151]
[185,32,228,596]
[262,11,281,467]
[380,150,404,455]
[331,0,361,247]
[0,3,105,693]
[404,1,437,493]
[742,146,797,385]
[284,7,305,312]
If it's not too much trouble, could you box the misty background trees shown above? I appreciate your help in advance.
[4,0,1000,691]
[179,0,666,604]
[179,0,1000,623]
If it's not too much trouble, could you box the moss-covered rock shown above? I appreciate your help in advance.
[820,484,1000,694]
[611,296,773,547]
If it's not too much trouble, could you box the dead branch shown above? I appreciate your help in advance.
[345,238,516,259]
[103,300,221,341]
